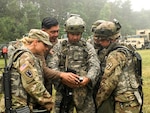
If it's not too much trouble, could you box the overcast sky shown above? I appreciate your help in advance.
[109,0,150,11]
[131,0,150,11]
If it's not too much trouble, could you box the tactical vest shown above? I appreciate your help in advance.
[8,40,23,58]
[1,49,44,109]
[97,43,140,96]
[58,39,95,110]
[59,39,88,75]
[113,47,139,94]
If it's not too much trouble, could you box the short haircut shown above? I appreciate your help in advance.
[41,17,59,29]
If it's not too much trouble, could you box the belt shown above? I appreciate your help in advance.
[32,109,48,113]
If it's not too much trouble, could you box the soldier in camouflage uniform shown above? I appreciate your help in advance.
[41,17,81,96]
[87,20,105,53]
[0,29,54,112]
[48,15,100,113]
[41,17,59,46]
[89,20,116,113]
[41,17,60,95]
[6,17,80,97]
[95,21,142,113]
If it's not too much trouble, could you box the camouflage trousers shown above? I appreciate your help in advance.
[54,90,95,113]
[97,96,114,113]
[115,100,140,113]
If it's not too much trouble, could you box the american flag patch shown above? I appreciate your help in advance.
[20,63,27,71]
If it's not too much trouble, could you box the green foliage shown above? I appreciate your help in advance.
[99,3,111,20]
[0,59,4,68]
[0,16,29,43]
[0,0,150,43]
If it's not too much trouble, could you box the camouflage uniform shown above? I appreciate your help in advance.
[95,21,141,113]
[7,41,61,81]
[41,17,59,95]
[49,38,100,113]
[0,48,53,112]
[89,20,115,113]
[0,29,54,112]
[7,40,23,58]
[45,44,59,95]
[96,46,141,113]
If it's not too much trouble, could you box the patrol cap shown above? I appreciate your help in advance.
[28,29,52,46]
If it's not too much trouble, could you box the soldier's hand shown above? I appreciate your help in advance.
[43,102,54,111]
[39,96,54,111]
[78,76,90,87]
[62,79,79,88]
[60,72,80,85]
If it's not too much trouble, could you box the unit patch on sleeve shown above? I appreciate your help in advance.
[105,62,113,70]
[25,69,32,78]
[19,63,33,78]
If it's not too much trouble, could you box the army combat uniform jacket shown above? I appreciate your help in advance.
[48,38,100,113]
[96,45,141,113]
[0,48,53,112]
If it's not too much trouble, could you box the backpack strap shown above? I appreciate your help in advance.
[7,49,30,106]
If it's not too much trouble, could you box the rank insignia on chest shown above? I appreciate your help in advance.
[25,69,32,78]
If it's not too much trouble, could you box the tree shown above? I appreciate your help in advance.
[0,0,150,43]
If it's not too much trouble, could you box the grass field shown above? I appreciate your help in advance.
[138,50,150,113]
[0,49,150,112]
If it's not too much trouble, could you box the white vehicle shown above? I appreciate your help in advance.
[125,37,144,49]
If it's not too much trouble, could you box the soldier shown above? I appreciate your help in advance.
[89,20,116,113]
[0,29,54,112]
[95,21,142,113]
[87,20,105,53]
[41,17,60,95]
[41,17,81,98]
[6,17,80,97]
[41,17,59,45]
[48,15,100,113]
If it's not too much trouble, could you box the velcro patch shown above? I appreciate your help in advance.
[20,63,27,71]
[105,62,113,70]
[25,69,32,78]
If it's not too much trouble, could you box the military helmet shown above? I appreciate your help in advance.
[64,16,85,33]
[94,20,121,40]
[91,20,105,32]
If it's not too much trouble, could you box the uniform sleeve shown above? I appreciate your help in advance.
[86,42,100,86]
[35,54,61,80]
[46,43,62,71]
[96,50,126,107]
[17,52,52,105]
[43,66,61,79]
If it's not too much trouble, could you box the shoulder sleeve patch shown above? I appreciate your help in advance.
[25,69,32,78]
[105,62,113,70]
[19,62,34,79]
